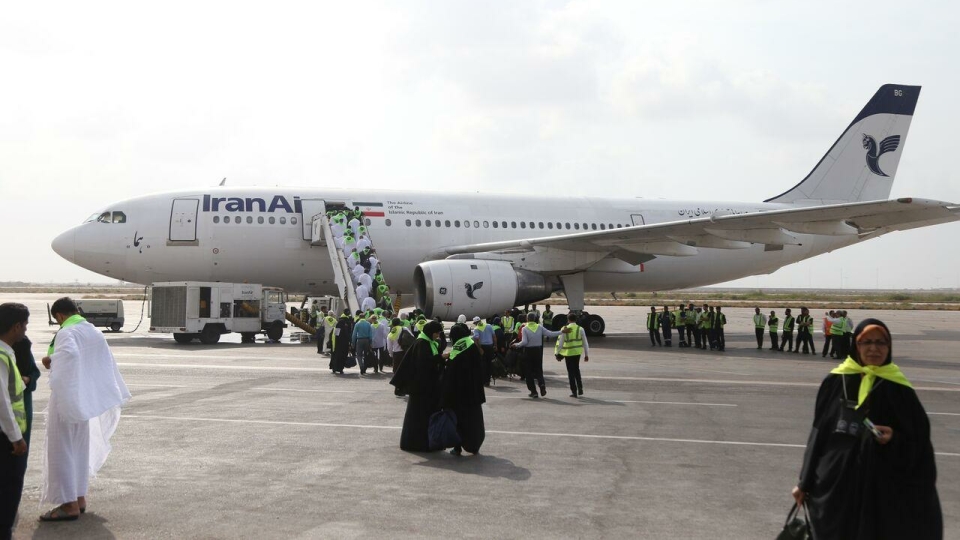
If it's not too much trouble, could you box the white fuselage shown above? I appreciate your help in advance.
[53,186,858,296]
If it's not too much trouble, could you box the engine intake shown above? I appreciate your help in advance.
[415,260,555,320]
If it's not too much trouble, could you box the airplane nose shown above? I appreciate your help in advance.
[51,229,76,262]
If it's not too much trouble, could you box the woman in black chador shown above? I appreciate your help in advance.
[330,310,353,374]
[792,318,942,540]
[441,323,486,455]
[390,321,444,452]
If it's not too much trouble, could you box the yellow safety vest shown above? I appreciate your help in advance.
[830,317,846,336]
[0,350,26,434]
[503,317,514,332]
[647,312,660,330]
[560,324,584,357]
[753,314,765,328]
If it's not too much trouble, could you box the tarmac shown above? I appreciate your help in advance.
[8,295,960,539]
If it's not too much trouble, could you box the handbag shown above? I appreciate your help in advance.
[776,503,811,540]
[343,355,357,369]
[428,410,461,451]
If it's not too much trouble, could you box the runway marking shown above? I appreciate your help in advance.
[928,412,960,416]
[120,413,959,457]
[125,383,189,388]
[609,400,737,407]
[251,388,357,394]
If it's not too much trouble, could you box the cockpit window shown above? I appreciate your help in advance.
[85,213,100,223]
[112,212,126,223]
[96,212,111,223]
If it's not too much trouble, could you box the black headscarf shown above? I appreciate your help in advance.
[849,318,893,366]
[449,323,471,343]
[422,320,443,337]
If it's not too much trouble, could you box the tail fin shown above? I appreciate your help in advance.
[765,84,920,204]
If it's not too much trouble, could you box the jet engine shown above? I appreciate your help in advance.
[414,260,556,320]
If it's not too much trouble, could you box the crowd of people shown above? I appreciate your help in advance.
[1,298,129,539]
[644,303,863,357]
[328,208,392,314]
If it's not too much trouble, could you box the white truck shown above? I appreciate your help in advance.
[149,282,288,344]
[48,299,125,332]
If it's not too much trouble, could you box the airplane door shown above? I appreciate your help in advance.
[170,198,199,241]
[300,198,327,241]
[630,214,645,226]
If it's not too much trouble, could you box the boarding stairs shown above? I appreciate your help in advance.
[311,214,361,316]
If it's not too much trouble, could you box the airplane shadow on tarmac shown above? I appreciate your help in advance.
[413,453,531,481]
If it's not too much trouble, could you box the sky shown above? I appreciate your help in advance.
[2,1,959,289]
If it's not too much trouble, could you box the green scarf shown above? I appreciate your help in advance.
[417,332,438,356]
[387,326,402,342]
[830,356,913,408]
[48,314,87,355]
[448,336,475,361]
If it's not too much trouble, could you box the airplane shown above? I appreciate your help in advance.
[51,84,960,336]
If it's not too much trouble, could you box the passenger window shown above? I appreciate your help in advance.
[616,224,622,228]
[465,220,471,228]
[565,223,571,230]
[511,221,517,228]
[521,222,526,229]
[473,221,479,228]
[501,221,507,228]
[425,220,431,227]
[492,221,498,228]
[112,212,126,223]
[437,220,442,227]
[213,216,220,224]
[455,220,461,228]
[385,219,392,226]
[574,223,580,230]
[600,223,606,230]
[280,217,287,225]
[547,222,553,229]
[483,221,489,228]
[406,219,411,227]
[445,220,451,227]
[97,212,111,223]
[538,222,544,229]
[291,217,298,225]
[608,223,614,229]
[258,216,264,224]
[365,218,371,226]
[416,219,422,226]
[269,217,276,224]
[556,222,562,229]
[591,223,597,230]
[529,222,535,229]
[247,216,253,224]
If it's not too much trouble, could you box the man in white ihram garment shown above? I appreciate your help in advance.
[38,297,130,522]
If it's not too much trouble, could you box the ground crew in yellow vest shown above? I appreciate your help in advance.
[502,310,516,348]
[699,304,712,350]
[779,308,796,352]
[753,307,767,349]
[686,303,699,348]
[768,310,780,351]
[541,305,554,333]
[673,307,687,347]
[1,302,30,538]
[795,307,816,355]
[556,312,589,398]
[714,306,727,352]
[828,311,849,359]
[647,306,661,346]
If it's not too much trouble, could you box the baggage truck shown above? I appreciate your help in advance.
[149,282,287,344]
[48,299,125,332]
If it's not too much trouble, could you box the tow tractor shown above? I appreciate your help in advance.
[149,281,287,344]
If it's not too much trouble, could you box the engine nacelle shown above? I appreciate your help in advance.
[414,260,556,321]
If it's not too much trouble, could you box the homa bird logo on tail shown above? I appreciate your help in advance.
[465,282,483,299]
[862,134,901,177]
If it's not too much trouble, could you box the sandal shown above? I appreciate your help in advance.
[39,507,80,522]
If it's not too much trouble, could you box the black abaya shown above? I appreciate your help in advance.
[441,343,486,454]
[798,374,942,540]
[391,339,443,452]
[330,318,352,372]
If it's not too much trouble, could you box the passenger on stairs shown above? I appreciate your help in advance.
[361,295,377,313]
[356,234,370,253]
[358,272,373,291]
[356,283,370,303]
[351,262,365,285]
[348,216,361,237]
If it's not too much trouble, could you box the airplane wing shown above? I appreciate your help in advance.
[429,198,960,262]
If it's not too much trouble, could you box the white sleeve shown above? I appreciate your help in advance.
[0,356,23,443]
[581,328,589,357]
